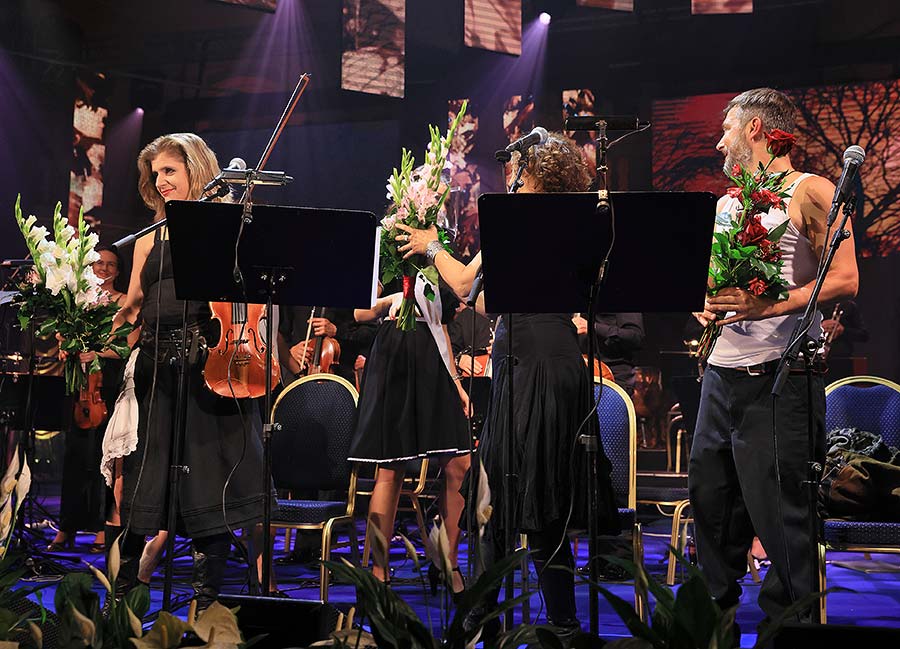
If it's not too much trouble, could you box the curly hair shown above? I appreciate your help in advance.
[515,132,592,193]
[136,133,224,217]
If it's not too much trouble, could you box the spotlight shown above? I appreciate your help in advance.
[539,11,551,25]
[135,107,144,115]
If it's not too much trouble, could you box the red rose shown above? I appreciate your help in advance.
[731,164,742,176]
[750,189,784,210]
[765,129,797,158]
[727,186,742,199]
[759,239,782,262]
[747,277,768,296]
[737,214,769,246]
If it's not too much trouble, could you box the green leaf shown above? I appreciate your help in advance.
[767,219,790,242]
[672,574,720,648]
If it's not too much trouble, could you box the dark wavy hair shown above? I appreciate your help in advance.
[515,132,592,193]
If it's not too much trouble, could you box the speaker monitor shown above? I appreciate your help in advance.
[773,622,900,648]
[217,594,342,648]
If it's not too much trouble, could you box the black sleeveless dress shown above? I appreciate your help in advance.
[348,282,470,464]
[481,313,619,534]
[120,234,266,537]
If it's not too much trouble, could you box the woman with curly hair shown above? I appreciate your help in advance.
[395,133,619,637]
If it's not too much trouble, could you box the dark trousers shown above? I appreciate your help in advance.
[688,365,824,620]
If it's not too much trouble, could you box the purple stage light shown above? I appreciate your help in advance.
[539,12,551,25]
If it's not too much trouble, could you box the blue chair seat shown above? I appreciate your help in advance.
[637,486,689,503]
[823,519,900,546]
[273,499,347,525]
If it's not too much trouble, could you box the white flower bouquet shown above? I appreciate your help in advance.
[13,196,133,393]
[379,100,467,331]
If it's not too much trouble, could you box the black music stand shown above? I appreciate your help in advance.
[477,190,716,634]
[164,200,377,602]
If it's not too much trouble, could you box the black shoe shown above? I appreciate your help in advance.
[463,606,501,647]
[576,562,629,581]
[544,619,582,648]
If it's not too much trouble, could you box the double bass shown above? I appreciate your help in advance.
[204,301,279,399]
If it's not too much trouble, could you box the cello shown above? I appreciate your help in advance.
[204,301,279,399]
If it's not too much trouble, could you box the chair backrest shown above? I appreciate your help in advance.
[270,374,359,493]
[825,376,900,449]
[595,378,637,509]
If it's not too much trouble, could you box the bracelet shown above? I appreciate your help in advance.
[425,240,445,263]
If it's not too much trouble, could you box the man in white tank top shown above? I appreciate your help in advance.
[689,88,859,637]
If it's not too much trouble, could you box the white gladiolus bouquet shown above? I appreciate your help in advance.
[13,195,132,393]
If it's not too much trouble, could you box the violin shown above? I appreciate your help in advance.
[583,355,615,383]
[74,369,107,429]
[204,301,279,399]
[292,307,342,376]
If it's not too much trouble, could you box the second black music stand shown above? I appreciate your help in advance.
[164,200,378,602]
[477,190,716,634]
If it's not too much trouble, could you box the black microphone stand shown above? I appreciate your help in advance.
[494,149,528,628]
[582,118,610,636]
[771,194,856,623]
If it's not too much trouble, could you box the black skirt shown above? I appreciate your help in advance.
[481,314,619,535]
[349,320,470,464]
[120,328,267,537]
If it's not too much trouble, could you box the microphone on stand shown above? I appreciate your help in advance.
[496,126,549,162]
[564,115,650,131]
[466,267,484,307]
[826,145,865,226]
[203,157,247,193]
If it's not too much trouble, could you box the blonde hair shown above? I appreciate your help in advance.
[137,133,224,216]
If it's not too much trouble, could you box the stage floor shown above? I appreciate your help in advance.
[17,486,900,646]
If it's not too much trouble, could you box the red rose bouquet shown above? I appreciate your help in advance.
[697,129,798,360]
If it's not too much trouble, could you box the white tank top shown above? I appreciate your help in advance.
[707,173,823,368]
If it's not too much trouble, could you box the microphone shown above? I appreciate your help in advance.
[202,157,247,193]
[505,126,548,154]
[466,267,484,307]
[496,127,548,162]
[827,145,865,226]
[564,115,650,132]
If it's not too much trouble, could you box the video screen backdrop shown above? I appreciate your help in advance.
[691,0,753,14]
[341,0,405,98]
[214,0,277,10]
[563,88,598,172]
[652,79,900,258]
[68,72,108,227]
[576,0,634,9]
[464,0,521,55]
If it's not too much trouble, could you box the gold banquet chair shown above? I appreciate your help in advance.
[818,375,900,622]
[270,374,361,602]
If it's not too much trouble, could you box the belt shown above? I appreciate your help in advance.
[712,359,827,376]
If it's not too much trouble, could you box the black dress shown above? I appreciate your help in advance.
[481,313,619,534]
[348,281,469,464]
[120,235,266,537]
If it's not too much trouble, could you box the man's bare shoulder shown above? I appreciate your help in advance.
[793,173,836,216]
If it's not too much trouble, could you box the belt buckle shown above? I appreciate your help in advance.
[744,364,766,376]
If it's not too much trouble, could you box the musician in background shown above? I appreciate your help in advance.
[573,312,644,395]
[276,306,377,386]
[821,300,869,380]
[447,302,492,377]
[48,246,126,553]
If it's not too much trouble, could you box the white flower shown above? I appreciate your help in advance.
[85,232,100,250]
[45,263,73,296]
[81,266,101,287]
[60,224,76,242]
[27,225,50,246]
[75,284,100,307]
[84,248,101,265]
[381,215,396,231]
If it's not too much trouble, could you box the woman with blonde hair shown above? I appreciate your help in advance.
[110,133,268,610]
